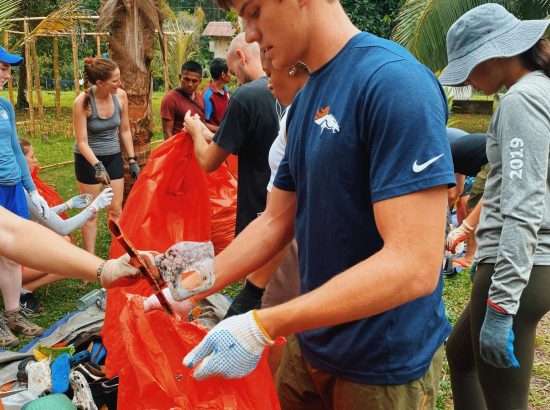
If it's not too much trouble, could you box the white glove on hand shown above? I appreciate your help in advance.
[143,287,194,317]
[88,187,113,213]
[154,241,215,301]
[183,310,274,380]
[99,251,155,288]
[446,219,476,254]
[29,190,50,219]
[66,193,92,209]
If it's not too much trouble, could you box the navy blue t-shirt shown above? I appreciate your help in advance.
[274,33,455,384]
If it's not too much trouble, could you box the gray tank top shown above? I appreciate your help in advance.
[74,88,122,156]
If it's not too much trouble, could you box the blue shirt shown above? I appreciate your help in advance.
[203,84,230,123]
[0,97,35,192]
[274,33,455,384]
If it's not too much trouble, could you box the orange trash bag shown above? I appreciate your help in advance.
[114,296,280,410]
[104,132,211,378]
[103,133,278,409]
[206,163,237,255]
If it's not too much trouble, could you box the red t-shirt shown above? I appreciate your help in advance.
[160,89,205,135]
[203,83,230,126]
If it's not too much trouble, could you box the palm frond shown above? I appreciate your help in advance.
[164,8,205,88]
[0,0,22,37]
[11,0,89,50]
[517,0,550,19]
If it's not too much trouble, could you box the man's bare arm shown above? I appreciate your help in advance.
[257,185,448,337]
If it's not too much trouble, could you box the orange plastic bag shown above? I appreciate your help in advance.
[103,133,278,409]
[32,166,68,219]
[104,132,212,377]
[206,164,237,254]
[114,296,280,410]
[109,132,212,258]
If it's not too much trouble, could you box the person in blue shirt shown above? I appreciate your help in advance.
[148,1,455,407]
[0,47,51,347]
[202,57,231,133]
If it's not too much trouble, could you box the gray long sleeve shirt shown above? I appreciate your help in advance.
[24,191,94,236]
[476,71,550,315]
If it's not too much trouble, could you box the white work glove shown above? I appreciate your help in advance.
[99,251,156,289]
[87,187,113,213]
[183,310,274,380]
[143,287,194,317]
[65,193,92,210]
[29,190,50,219]
[446,220,476,254]
[154,241,215,301]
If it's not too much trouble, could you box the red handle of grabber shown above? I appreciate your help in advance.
[108,219,174,316]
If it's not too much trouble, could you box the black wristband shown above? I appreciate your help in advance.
[128,156,137,162]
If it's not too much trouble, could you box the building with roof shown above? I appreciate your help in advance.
[202,21,236,58]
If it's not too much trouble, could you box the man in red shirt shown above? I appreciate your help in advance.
[161,61,205,140]
[203,58,232,133]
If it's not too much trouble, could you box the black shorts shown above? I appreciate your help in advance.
[450,133,488,177]
[74,152,124,184]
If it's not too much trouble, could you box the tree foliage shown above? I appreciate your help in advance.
[341,0,402,38]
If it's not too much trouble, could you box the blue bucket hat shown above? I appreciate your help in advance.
[0,46,24,66]
[439,3,550,86]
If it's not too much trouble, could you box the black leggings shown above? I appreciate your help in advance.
[446,264,550,410]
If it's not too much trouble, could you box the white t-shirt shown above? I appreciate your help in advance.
[267,107,289,192]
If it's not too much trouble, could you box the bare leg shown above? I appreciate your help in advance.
[24,274,65,292]
[0,255,22,311]
[107,178,124,223]
[22,266,46,284]
[77,182,101,254]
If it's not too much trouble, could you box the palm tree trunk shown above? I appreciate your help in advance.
[107,1,155,199]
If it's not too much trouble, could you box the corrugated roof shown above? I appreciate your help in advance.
[202,21,236,37]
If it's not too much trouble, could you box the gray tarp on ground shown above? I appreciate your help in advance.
[0,304,105,385]
[0,293,231,385]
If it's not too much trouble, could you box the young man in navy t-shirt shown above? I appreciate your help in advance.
[174,0,456,407]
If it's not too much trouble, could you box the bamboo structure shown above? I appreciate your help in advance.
[96,34,101,57]
[23,19,35,136]
[30,39,44,121]
[53,35,61,115]
[71,35,79,96]
[4,32,14,105]
[4,13,194,141]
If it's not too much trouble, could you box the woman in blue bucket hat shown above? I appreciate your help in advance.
[440,4,550,409]
[0,46,49,347]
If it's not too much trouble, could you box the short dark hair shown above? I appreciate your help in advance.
[209,58,228,80]
[181,61,202,75]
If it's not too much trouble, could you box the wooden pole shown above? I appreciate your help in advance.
[53,35,61,115]
[31,39,44,121]
[72,36,79,96]
[163,34,169,93]
[96,34,101,57]
[23,19,35,136]
[3,32,15,105]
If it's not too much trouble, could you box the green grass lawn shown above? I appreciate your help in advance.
[1,92,548,409]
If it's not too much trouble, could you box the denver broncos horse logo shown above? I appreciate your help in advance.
[314,106,340,134]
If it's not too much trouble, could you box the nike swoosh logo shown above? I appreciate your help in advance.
[413,154,444,173]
